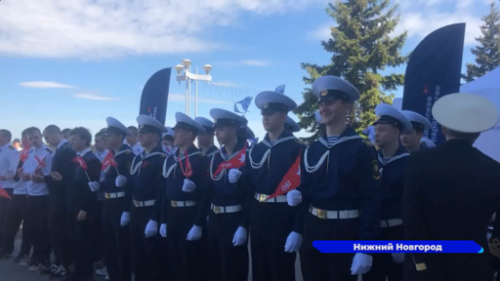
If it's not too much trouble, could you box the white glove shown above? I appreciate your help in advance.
[232,227,247,246]
[392,253,405,264]
[186,225,202,241]
[284,231,303,253]
[228,169,242,184]
[160,223,167,238]
[182,178,196,193]
[120,212,130,226]
[115,175,127,187]
[144,220,158,237]
[88,182,100,192]
[350,253,373,275]
[287,190,302,206]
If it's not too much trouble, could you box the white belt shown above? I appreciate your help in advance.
[104,192,125,199]
[380,218,402,228]
[211,204,242,214]
[133,199,155,207]
[309,206,360,220]
[254,193,287,203]
[170,200,197,207]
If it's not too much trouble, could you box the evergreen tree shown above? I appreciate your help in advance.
[462,2,500,83]
[295,0,407,142]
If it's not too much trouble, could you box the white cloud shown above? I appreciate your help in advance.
[168,93,231,104]
[0,0,320,59]
[212,81,240,87]
[308,25,332,40]
[19,81,75,88]
[74,92,120,101]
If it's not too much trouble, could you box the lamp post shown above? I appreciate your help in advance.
[175,59,213,117]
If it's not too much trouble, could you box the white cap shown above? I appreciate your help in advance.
[401,110,432,131]
[106,117,131,136]
[194,117,214,132]
[136,115,167,133]
[210,108,247,128]
[285,116,301,133]
[374,104,413,133]
[162,127,174,138]
[255,91,297,113]
[432,93,499,133]
[312,76,360,102]
[174,112,206,134]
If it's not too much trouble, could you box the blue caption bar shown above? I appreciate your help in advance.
[313,240,483,254]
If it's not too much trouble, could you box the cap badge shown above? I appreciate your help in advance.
[320,89,328,96]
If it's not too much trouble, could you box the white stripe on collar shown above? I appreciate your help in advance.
[77,148,92,157]
[378,153,409,165]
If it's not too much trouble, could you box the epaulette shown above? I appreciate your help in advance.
[362,139,373,147]
[8,145,15,150]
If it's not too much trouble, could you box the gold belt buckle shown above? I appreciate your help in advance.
[105,193,110,199]
[213,206,220,214]
[171,201,177,207]
[133,200,138,207]
[259,194,267,202]
[316,209,327,219]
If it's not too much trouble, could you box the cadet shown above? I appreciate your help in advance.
[129,115,166,281]
[101,117,134,281]
[162,127,177,156]
[364,104,412,281]
[287,76,380,281]
[66,127,101,281]
[206,108,252,281]
[157,112,210,281]
[400,110,432,152]
[285,116,301,134]
[403,93,500,281]
[42,125,76,278]
[195,116,219,157]
[126,126,144,156]
[244,90,304,281]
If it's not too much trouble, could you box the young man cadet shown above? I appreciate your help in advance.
[285,116,301,134]
[363,104,412,281]
[0,129,20,253]
[0,130,20,254]
[400,110,432,152]
[157,112,210,281]
[129,115,166,281]
[195,116,219,157]
[21,127,54,272]
[287,76,380,281]
[403,93,500,281]
[242,90,304,281]
[43,125,77,278]
[1,129,30,261]
[162,126,177,156]
[94,131,109,161]
[206,108,252,281]
[100,117,134,281]
[126,126,144,156]
[64,127,101,281]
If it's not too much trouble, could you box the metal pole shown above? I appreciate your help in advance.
[185,78,189,114]
[187,66,191,116]
[195,66,198,117]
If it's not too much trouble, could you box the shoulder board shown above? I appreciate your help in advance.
[45,147,54,153]
[362,139,373,147]
[8,145,15,150]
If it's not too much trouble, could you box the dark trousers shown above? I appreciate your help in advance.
[2,194,31,255]
[300,213,359,281]
[0,188,14,250]
[25,195,50,262]
[207,211,248,281]
[167,205,207,281]
[50,202,72,267]
[129,205,165,281]
[102,198,131,281]
[68,211,98,279]
[93,201,103,262]
[364,225,403,281]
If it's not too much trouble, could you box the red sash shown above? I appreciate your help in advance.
[176,151,192,178]
[101,152,117,171]
[213,146,246,177]
[266,151,301,200]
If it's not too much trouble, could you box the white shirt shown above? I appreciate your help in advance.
[24,144,54,196]
[0,143,20,189]
[128,142,144,156]
[95,149,109,162]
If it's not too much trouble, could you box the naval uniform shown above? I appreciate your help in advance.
[102,145,134,281]
[246,130,304,281]
[0,143,19,250]
[364,146,409,281]
[67,148,101,280]
[204,146,218,158]
[129,146,166,281]
[207,143,251,281]
[44,139,76,269]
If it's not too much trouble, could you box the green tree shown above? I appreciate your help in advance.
[295,0,408,142]
[462,2,500,83]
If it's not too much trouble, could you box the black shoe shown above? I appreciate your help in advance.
[40,263,58,275]
[49,265,69,280]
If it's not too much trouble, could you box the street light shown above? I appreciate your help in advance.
[176,59,212,117]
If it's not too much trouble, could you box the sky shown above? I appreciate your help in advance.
[0,0,494,142]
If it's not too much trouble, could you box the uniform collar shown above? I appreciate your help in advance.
[378,144,408,159]
[77,147,92,157]
[221,141,245,155]
[119,144,131,152]
[143,145,164,156]
[321,125,358,141]
[57,139,68,149]
[264,128,293,142]
[175,145,198,156]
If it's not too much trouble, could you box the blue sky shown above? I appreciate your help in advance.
[0,0,494,141]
